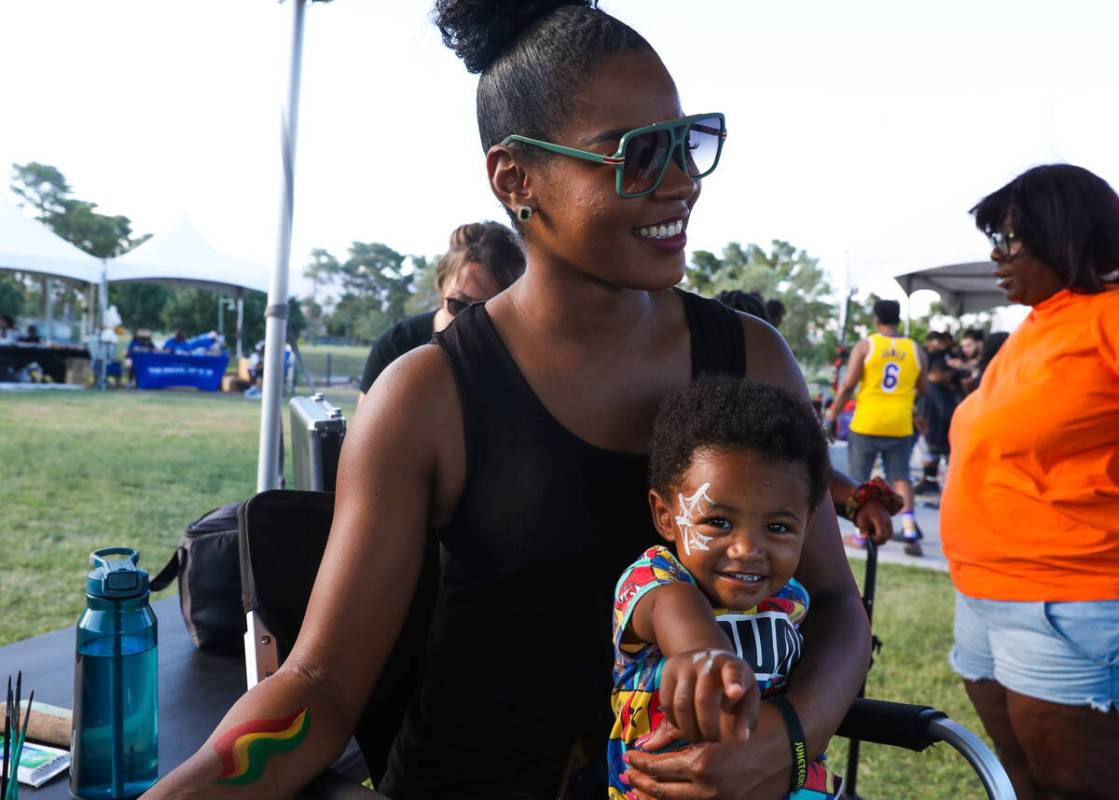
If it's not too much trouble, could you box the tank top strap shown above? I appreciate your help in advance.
[674,288,747,377]
[432,302,538,487]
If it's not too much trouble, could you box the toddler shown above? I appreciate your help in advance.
[609,376,840,799]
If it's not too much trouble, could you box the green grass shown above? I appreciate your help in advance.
[296,343,370,386]
[0,386,357,644]
[0,388,992,797]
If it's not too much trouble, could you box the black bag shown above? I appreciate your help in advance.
[151,501,246,655]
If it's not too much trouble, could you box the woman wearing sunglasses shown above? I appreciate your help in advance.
[142,3,869,799]
[941,164,1119,800]
[357,221,525,406]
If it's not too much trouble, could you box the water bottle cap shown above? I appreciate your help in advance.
[87,547,150,599]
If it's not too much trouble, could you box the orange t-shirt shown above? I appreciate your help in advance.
[941,287,1119,601]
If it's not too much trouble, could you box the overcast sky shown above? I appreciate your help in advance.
[2,0,1117,314]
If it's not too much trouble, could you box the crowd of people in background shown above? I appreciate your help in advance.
[0,315,41,345]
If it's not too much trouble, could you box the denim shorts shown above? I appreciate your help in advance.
[845,431,913,483]
[950,591,1119,712]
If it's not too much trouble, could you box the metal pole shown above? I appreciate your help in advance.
[217,294,225,337]
[98,267,110,390]
[257,0,307,492]
[44,278,54,344]
[236,290,245,360]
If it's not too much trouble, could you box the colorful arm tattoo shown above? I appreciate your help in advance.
[212,708,311,785]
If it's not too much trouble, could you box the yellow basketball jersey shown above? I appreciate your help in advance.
[849,333,921,437]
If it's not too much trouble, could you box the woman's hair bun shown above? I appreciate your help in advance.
[433,0,596,74]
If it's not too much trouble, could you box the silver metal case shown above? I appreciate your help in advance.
[289,393,346,492]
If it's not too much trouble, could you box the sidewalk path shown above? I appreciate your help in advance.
[831,442,949,573]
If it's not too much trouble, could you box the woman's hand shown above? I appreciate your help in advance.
[621,704,789,800]
[657,649,759,744]
[854,498,894,546]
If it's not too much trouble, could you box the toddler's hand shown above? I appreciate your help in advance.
[657,649,759,744]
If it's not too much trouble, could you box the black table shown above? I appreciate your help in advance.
[2,598,369,798]
[2,597,245,797]
[0,344,90,384]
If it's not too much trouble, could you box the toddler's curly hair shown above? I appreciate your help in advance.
[649,375,831,510]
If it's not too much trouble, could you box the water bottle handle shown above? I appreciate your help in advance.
[91,547,140,571]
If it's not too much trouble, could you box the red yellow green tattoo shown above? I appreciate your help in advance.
[213,708,311,784]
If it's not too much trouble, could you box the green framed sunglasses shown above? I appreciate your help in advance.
[501,112,727,199]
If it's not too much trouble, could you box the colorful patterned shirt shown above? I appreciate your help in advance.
[608,545,839,800]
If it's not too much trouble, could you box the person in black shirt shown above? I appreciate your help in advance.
[147,4,871,798]
[357,220,525,403]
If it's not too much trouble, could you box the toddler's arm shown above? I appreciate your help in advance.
[627,582,759,744]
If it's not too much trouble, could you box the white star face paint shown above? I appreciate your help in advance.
[675,481,716,556]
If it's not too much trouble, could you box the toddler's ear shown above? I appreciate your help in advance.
[648,489,678,544]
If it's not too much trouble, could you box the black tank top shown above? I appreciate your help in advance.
[381,289,745,800]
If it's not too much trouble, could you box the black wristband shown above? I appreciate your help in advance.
[770,695,808,791]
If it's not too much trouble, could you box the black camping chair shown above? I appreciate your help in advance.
[239,490,1015,800]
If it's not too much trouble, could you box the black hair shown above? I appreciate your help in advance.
[764,298,786,326]
[979,332,1009,371]
[648,376,831,511]
[715,289,769,322]
[926,352,952,374]
[873,299,901,326]
[433,0,657,158]
[435,221,526,292]
[971,164,1119,294]
[961,327,984,343]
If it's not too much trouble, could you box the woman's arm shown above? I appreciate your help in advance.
[142,346,462,799]
[624,318,870,800]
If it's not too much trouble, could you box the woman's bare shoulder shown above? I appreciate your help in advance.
[736,312,810,399]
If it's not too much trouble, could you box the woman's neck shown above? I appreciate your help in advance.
[504,260,661,351]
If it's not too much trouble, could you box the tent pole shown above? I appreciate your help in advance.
[257,0,307,492]
[43,277,54,345]
[236,289,244,360]
[98,267,109,390]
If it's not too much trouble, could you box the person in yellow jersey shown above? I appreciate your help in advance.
[825,299,927,555]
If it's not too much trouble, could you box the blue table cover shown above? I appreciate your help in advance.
[132,351,229,391]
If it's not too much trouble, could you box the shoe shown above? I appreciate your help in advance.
[903,537,924,557]
[843,534,867,550]
[913,479,940,495]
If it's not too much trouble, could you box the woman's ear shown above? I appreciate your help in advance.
[486,145,532,219]
[648,489,678,545]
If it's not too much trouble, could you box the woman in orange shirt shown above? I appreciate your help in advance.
[942,164,1119,800]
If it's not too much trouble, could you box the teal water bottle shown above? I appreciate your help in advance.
[71,548,159,799]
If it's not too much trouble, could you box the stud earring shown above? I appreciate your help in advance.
[517,205,533,222]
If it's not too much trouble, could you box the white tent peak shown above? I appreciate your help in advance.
[109,217,271,295]
[0,194,105,283]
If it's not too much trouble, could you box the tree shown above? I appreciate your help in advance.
[404,254,439,317]
[319,241,415,342]
[684,240,837,366]
[340,242,413,322]
[302,248,340,342]
[0,274,23,318]
[10,162,149,259]
[109,283,173,330]
[10,162,70,218]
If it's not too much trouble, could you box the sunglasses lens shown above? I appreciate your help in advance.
[621,129,672,195]
[683,116,724,178]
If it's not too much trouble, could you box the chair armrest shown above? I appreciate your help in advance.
[836,697,945,751]
[838,698,1017,800]
[296,767,385,800]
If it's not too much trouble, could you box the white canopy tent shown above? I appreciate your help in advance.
[0,195,104,284]
[108,218,272,359]
[108,218,270,295]
[0,195,106,343]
